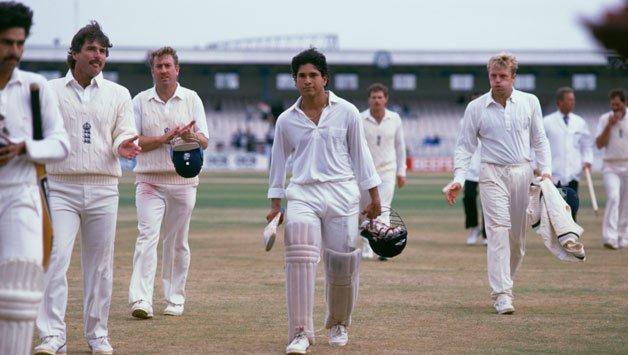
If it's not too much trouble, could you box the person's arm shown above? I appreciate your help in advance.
[361,186,381,219]
[133,95,182,152]
[452,105,479,187]
[529,96,552,179]
[596,112,620,149]
[185,93,209,150]
[267,119,290,222]
[24,79,70,164]
[267,118,290,199]
[112,89,141,159]
[266,198,284,224]
[347,107,381,192]
[394,117,407,188]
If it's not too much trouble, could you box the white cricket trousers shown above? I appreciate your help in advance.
[0,184,43,263]
[128,182,197,306]
[287,180,361,251]
[36,180,118,340]
[601,162,628,244]
[284,180,361,342]
[479,163,533,300]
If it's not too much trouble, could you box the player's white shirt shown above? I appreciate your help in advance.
[268,91,381,199]
[596,110,628,163]
[0,69,69,186]
[360,108,406,182]
[543,110,593,185]
[453,89,551,186]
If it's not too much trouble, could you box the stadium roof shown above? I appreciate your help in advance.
[23,45,611,66]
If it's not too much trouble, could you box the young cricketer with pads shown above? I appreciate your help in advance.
[266,48,381,354]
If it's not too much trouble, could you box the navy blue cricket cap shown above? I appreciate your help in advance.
[171,140,204,178]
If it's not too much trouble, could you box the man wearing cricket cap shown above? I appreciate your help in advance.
[128,46,209,321]
[0,3,69,354]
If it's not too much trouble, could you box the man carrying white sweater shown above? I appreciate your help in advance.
[35,22,140,355]
[128,47,209,320]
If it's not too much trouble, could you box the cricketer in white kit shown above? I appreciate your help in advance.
[128,46,209,320]
[358,83,406,259]
[266,48,381,354]
[0,3,70,354]
[35,22,140,355]
[446,52,552,315]
[595,88,628,250]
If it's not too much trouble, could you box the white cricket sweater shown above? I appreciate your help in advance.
[133,86,207,185]
[47,74,137,185]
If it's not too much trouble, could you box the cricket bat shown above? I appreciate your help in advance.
[584,167,599,215]
[31,83,53,271]
[263,208,284,251]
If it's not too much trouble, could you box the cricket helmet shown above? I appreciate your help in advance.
[360,208,408,258]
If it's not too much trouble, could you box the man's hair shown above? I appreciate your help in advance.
[149,46,179,67]
[291,48,329,87]
[0,2,33,36]
[556,87,574,102]
[487,52,518,76]
[367,83,388,98]
[67,21,112,69]
[609,88,627,102]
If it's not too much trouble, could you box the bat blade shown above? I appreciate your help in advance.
[584,167,599,215]
[36,164,53,270]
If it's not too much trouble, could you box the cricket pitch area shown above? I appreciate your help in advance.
[34,172,628,354]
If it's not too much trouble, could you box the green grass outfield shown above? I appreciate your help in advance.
[40,171,628,354]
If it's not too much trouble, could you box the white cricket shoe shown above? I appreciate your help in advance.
[466,226,481,245]
[34,335,67,355]
[131,299,153,319]
[328,324,348,346]
[362,241,375,259]
[604,240,619,250]
[619,238,628,249]
[494,295,515,315]
[164,303,184,316]
[88,337,113,355]
[286,331,310,354]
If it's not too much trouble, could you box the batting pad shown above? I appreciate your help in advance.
[323,248,361,329]
[284,222,321,344]
[0,259,43,355]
